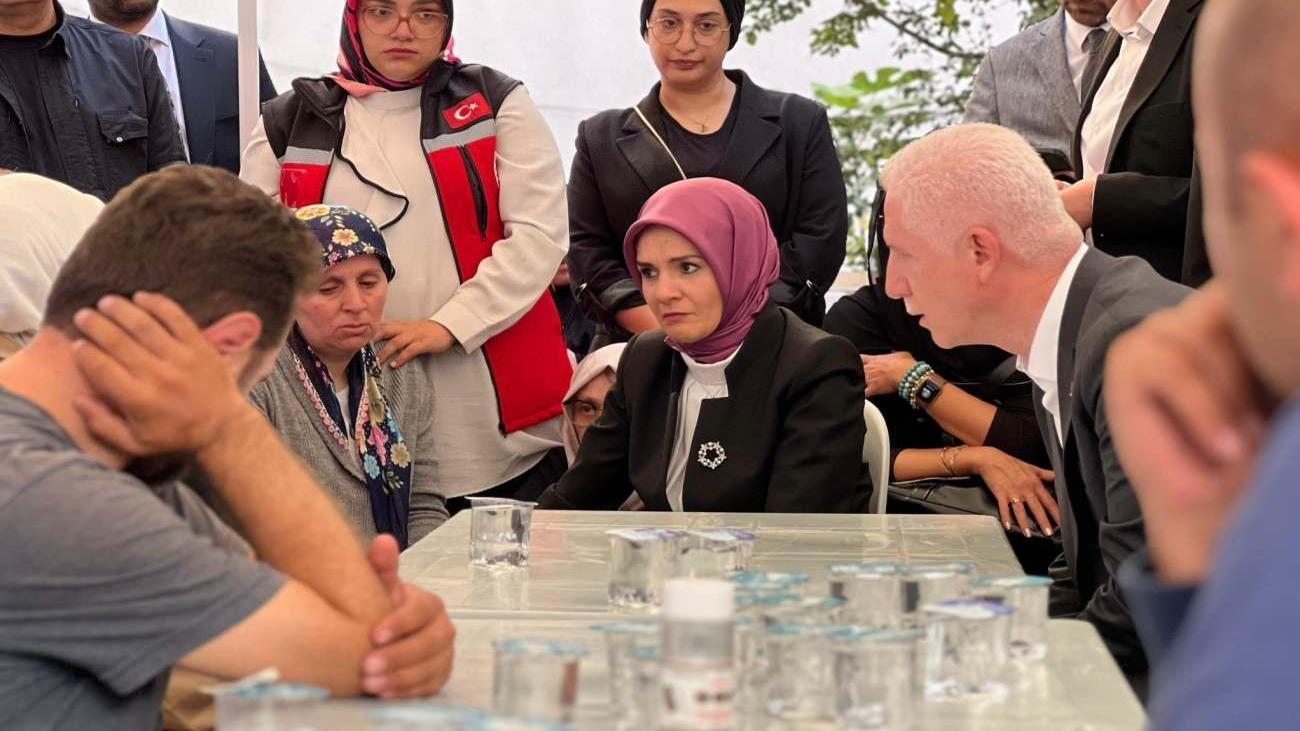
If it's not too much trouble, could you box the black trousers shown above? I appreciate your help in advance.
[446,447,568,516]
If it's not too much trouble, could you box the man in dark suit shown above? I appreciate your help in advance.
[1060,0,1205,284]
[880,122,1190,694]
[89,0,277,173]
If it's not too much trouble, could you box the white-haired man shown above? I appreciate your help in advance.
[1104,0,1300,725]
[880,122,1190,693]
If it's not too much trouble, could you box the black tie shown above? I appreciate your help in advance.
[1080,28,1108,101]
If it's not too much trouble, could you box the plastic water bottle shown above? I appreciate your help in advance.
[659,578,737,731]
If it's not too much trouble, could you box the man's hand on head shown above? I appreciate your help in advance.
[1104,282,1273,585]
[69,292,258,458]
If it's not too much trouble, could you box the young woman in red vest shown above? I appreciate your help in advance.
[241,0,573,513]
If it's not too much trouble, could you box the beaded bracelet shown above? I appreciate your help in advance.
[907,373,931,409]
[897,361,933,402]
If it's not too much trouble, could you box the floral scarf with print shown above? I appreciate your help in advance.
[288,327,413,548]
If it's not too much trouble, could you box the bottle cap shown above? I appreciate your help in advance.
[662,578,734,621]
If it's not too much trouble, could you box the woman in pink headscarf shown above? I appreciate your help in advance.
[540,178,870,513]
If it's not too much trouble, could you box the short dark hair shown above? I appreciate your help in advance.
[44,165,319,349]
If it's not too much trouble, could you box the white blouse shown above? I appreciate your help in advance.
[665,348,740,511]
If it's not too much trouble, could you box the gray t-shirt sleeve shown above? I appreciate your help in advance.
[0,461,284,697]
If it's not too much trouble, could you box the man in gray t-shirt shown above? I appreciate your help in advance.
[0,166,456,731]
[0,391,283,729]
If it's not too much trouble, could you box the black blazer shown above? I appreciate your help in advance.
[166,13,277,173]
[566,70,848,332]
[539,306,870,513]
[1039,248,1190,689]
[1072,0,1204,283]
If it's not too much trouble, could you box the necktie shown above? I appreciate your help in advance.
[1080,28,1109,101]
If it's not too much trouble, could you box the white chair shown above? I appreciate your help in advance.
[862,400,891,514]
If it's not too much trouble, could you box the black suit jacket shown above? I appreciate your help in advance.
[539,305,870,513]
[1072,0,1204,283]
[165,13,276,173]
[566,70,848,331]
[1038,249,1190,688]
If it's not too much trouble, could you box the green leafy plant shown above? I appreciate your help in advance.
[746,0,1056,268]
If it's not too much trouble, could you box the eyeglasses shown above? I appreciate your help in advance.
[359,5,449,40]
[647,16,731,47]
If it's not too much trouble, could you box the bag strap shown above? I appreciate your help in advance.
[632,104,688,181]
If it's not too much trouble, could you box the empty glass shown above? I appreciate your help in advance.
[921,599,1014,701]
[491,639,587,723]
[829,561,905,629]
[764,623,833,721]
[468,497,536,568]
[211,682,329,731]
[973,575,1051,661]
[830,628,922,730]
[680,528,758,577]
[607,528,688,608]
[902,561,973,624]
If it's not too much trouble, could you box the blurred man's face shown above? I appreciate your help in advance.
[1199,90,1300,396]
[1063,0,1116,27]
[87,0,159,24]
[881,196,984,349]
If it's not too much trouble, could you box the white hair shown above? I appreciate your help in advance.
[881,123,1082,265]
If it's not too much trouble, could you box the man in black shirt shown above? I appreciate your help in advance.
[0,0,186,200]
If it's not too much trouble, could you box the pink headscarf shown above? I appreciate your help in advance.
[623,178,781,364]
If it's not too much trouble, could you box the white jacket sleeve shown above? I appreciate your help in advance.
[239,117,283,198]
[430,86,569,354]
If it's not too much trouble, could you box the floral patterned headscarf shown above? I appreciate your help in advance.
[291,205,412,548]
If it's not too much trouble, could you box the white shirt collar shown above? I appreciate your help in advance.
[1019,243,1090,389]
[1108,0,1170,42]
[136,10,172,48]
[680,348,739,387]
[1063,11,1109,53]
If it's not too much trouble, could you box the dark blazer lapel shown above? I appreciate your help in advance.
[617,88,688,195]
[679,306,783,508]
[1073,29,1122,173]
[1054,249,1111,447]
[714,71,782,186]
[1103,0,1203,170]
[640,353,686,512]
[1035,10,1081,135]
[166,14,215,166]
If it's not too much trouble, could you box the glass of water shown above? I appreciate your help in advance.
[973,575,1051,661]
[594,620,659,719]
[680,528,758,578]
[468,497,536,568]
[829,561,905,629]
[830,627,922,731]
[764,623,833,721]
[492,639,587,724]
[606,528,688,608]
[902,561,973,624]
[921,599,1014,701]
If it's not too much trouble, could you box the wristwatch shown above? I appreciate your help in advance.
[915,373,947,408]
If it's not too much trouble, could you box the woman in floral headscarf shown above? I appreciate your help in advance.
[250,205,447,547]
[242,0,573,512]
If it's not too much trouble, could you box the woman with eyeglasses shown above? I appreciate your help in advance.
[241,0,574,512]
[566,0,849,351]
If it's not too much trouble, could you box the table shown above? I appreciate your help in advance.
[275,619,1144,730]
[276,512,1143,729]
[401,511,1026,619]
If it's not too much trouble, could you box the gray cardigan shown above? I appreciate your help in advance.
[249,345,447,545]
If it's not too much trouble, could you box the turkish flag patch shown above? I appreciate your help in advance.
[443,92,493,130]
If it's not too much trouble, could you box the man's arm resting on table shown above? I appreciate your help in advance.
[180,407,393,695]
